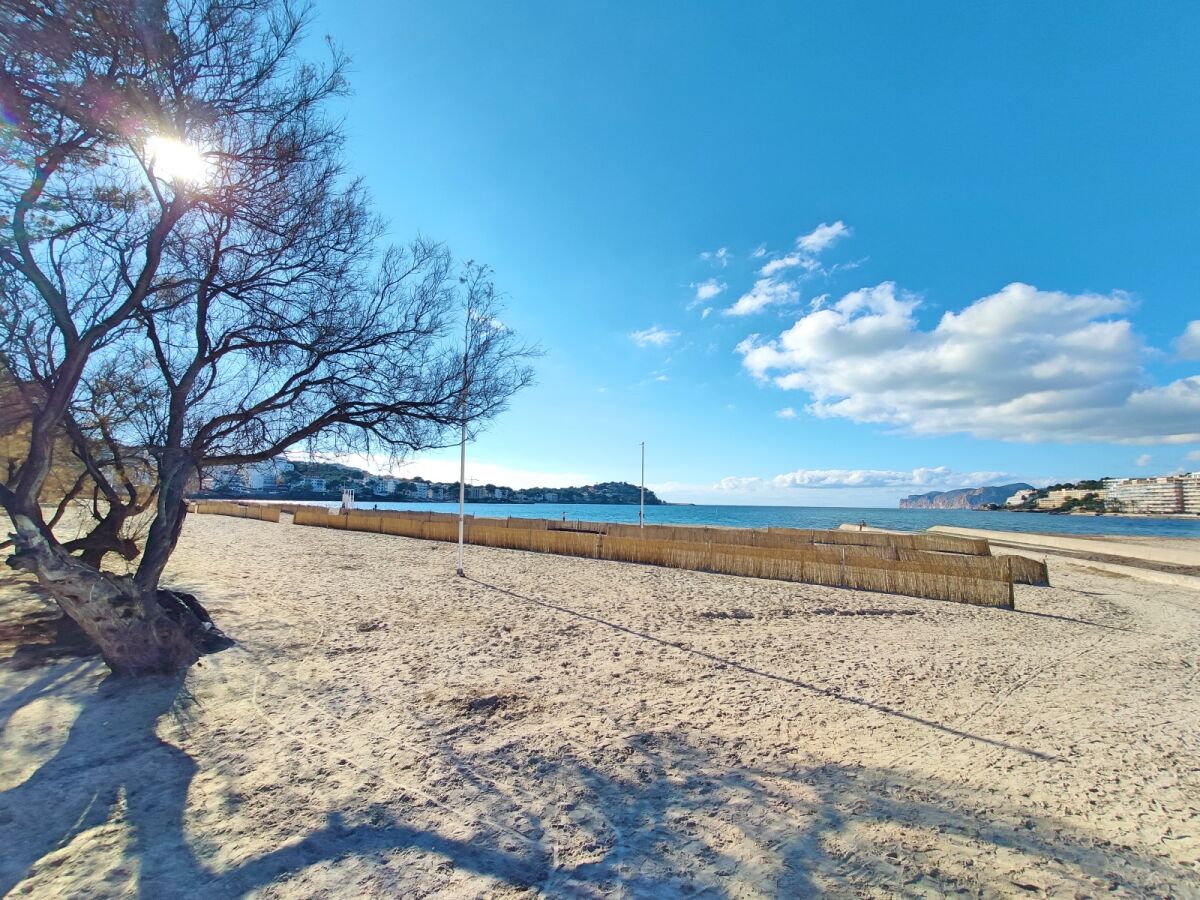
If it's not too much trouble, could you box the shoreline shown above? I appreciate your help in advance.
[189,497,1200,539]
[192,493,1200,521]
[901,505,1199,521]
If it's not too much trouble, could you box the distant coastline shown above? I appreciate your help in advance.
[191,490,664,506]
[997,509,1199,521]
[901,475,1199,519]
[197,462,666,506]
[183,499,1200,538]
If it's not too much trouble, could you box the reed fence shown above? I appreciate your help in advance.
[190,500,281,522]
[995,553,1051,587]
[765,526,991,556]
[601,522,990,556]
[287,506,1032,607]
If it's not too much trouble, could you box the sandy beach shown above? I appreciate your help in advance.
[2,514,1199,897]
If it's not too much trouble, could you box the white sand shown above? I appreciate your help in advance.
[2,514,1198,897]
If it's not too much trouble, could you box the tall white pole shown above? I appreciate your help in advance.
[457,298,469,577]
[456,415,466,576]
[639,441,645,529]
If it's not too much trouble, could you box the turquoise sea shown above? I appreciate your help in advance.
[292,500,1200,538]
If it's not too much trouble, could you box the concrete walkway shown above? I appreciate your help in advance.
[927,525,1200,568]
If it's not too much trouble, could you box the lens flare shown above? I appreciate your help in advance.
[145,135,210,184]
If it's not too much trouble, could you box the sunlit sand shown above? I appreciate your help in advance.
[2,515,1197,896]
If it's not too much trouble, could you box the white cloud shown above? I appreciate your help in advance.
[700,247,731,267]
[796,220,851,254]
[751,245,767,259]
[759,253,820,278]
[756,221,854,279]
[1135,453,1152,466]
[630,325,679,348]
[724,278,799,316]
[691,278,726,301]
[701,307,712,319]
[1176,321,1200,359]
[1185,450,1200,462]
[775,407,797,419]
[734,334,759,354]
[737,281,1200,444]
[714,466,1013,492]
[637,370,670,385]
[713,475,766,492]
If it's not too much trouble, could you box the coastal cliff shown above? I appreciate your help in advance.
[899,483,1034,510]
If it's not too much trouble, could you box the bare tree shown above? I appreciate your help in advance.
[0,0,533,674]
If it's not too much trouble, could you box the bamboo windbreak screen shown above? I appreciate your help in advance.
[189,500,281,522]
[252,505,1046,607]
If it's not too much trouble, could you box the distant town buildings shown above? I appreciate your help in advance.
[919,475,1198,517]
[364,476,400,495]
[203,456,294,492]
[1004,489,1038,507]
[1035,488,1103,510]
[193,462,662,506]
[1103,473,1200,515]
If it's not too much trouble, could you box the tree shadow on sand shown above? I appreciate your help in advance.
[0,667,1191,897]
[0,672,544,898]
[428,724,1189,897]
[0,573,100,671]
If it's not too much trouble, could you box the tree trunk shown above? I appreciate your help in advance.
[6,512,226,675]
[135,450,192,592]
[66,506,141,570]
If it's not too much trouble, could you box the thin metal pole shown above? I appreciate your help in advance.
[639,441,645,529]
[457,300,469,577]
[456,415,466,576]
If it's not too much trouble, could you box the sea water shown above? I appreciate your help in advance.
[293,501,1200,538]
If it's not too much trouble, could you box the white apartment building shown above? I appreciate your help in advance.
[204,456,293,491]
[1035,488,1104,510]
[365,476,399,495]
[1103,473,1200,515]
[1005,489,1038,507]
[246,457,294,490]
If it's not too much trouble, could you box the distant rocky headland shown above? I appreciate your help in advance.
[899,483,1035,510]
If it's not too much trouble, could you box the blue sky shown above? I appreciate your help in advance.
[310,1,1200,506]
